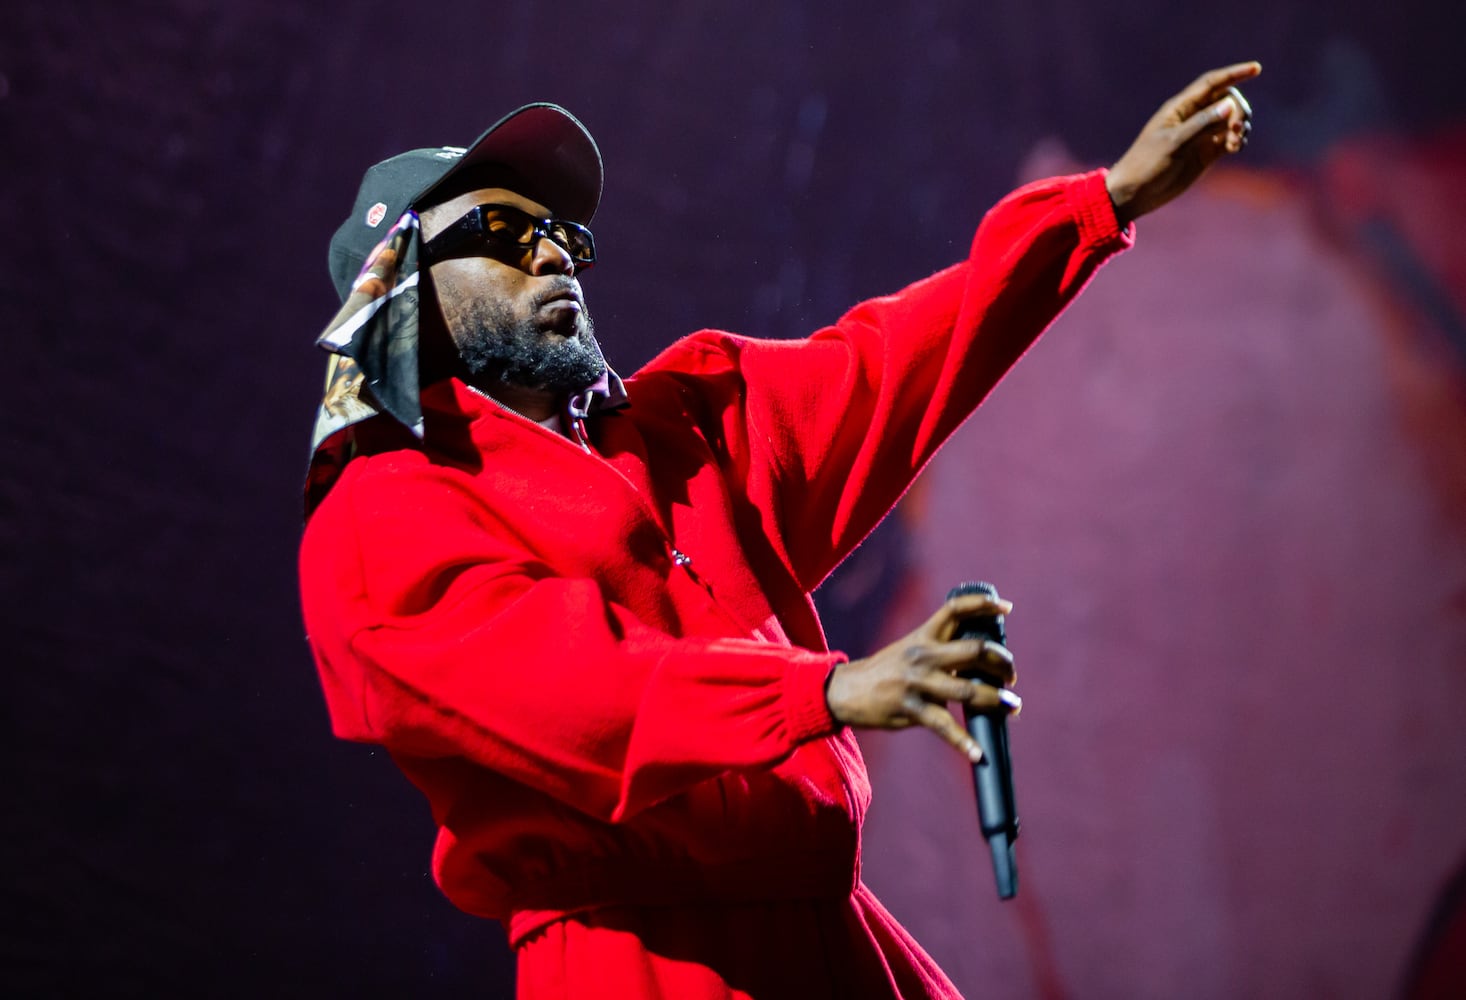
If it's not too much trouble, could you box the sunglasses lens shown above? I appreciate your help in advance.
[549,222,595,264]
[481,207,536,244]
[467,206,596,268]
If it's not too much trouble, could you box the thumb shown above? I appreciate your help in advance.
[1175,94,1236,145]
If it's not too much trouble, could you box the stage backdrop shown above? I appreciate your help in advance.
[5,2,1464,996]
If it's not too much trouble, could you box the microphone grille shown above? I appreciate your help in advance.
[947,581,999,601]
[946,581,1006,647]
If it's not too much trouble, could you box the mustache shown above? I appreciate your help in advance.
[532,278,583,310]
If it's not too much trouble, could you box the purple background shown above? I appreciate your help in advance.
[6,2,1465,996]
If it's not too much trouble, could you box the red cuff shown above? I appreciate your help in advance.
[782,650,845,744]
[1071,168,1136,250]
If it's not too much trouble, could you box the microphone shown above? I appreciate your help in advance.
[948,581,1019,900]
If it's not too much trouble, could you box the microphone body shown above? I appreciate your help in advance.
[948,581,1019,900]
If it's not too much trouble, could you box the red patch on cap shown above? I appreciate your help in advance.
[365,202,388,228]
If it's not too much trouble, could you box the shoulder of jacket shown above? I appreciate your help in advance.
[309,446,463,529]
[634,329,759,379]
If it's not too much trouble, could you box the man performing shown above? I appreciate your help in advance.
[299,63,1258,999]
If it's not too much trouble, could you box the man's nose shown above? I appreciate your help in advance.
[528,235,576,276]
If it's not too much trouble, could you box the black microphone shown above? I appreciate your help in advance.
[948,581,1019,900]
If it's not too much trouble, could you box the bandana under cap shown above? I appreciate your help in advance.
[303,104,625,516]
[304,210,424,514]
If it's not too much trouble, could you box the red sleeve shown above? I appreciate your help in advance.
[299,459,843,825]
[663,170,1132,589]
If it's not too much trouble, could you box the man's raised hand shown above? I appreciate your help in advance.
[1105,62,1261,227]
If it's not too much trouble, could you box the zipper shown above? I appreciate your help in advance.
[569,416,592,454]
[466,383,852,814]
[466,383,592,453]
[467,383,748,628]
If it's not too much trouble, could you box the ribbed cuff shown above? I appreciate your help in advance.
[782,650,846,744]
[1071,168,1136,250]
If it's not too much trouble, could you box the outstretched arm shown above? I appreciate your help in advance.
[687,65,1261,595]
[821,63,1264,760]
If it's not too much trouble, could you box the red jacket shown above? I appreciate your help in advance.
[299,170,1131,998]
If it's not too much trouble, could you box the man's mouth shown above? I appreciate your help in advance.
[538,285,583,312]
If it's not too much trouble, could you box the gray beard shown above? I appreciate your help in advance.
[454,295,605,395]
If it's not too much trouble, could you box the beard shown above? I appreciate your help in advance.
[451,285,606,394]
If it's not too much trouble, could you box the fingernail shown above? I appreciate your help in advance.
[1215,96,1237,121]
[997,599,1014,614]
[1000,689,1023,714]
[968,743,984,763]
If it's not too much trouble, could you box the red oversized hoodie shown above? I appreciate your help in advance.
[299,170,1131,999]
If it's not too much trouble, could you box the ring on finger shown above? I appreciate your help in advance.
[1225,85,1253,119]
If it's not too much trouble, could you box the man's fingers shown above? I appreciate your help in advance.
[925,591,1013,640]
[1175,93,1239,146]
[1172,61,1261,121]
[912,670,1023,715]
[909,699,985,763]
[1224,86,1254,152]
[1173,86,1254,159]
[917,636,1015,685]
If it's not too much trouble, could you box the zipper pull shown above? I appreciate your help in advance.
[569,417,592,453]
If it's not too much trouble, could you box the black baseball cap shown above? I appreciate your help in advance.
[327,103,603,302]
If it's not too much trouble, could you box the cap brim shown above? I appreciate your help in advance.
[416,103,603,224]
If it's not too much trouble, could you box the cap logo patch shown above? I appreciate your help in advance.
[365,202,388,228]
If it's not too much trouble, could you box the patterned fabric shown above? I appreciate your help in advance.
[304,210,630,515]
[306,211,425,515]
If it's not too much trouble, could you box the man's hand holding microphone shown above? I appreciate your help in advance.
[824,587,1019,764]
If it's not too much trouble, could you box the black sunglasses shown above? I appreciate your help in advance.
[421,203,596,273]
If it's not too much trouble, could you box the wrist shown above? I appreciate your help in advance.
[823,660,846,724]
[787,651,846,741]
[1105,171,1136,229]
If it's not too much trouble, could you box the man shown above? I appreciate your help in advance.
[300,64,1258,998]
